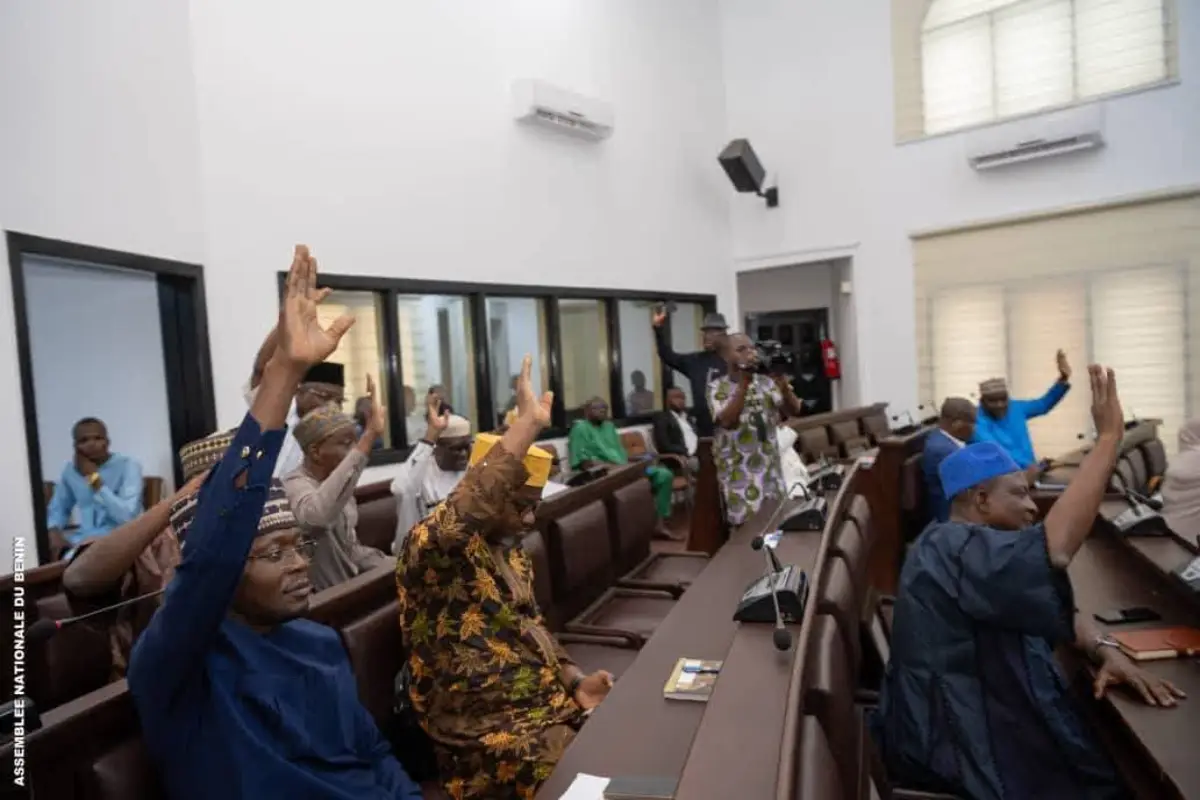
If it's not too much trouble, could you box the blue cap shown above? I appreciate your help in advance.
[938,441,1022,500]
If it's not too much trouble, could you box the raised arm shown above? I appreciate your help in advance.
[652,310,688,373]
[92,458,144,525]
[1043,366,1122,568]
[128,244,353,709]
[389,394,448,498]
[1022,350,1072,419]
[285,450,368,528]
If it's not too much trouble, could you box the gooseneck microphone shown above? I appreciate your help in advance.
[27,588,166,644]
[751,534,793,652]
[1124,488,1164,513]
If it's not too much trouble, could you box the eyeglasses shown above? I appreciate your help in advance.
[247,537,318,563]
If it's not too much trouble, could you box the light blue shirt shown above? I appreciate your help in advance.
[973,381,1070,469]
[46,453,144,545]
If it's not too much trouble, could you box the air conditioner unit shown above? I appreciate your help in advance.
[512,79,614,141]
[965,104,1105,171]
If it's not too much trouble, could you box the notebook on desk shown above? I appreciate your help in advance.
[1111,627,1200,661]
[662,657,721,702]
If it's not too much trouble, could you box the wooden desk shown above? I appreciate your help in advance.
[1068,530,1200,799]
[535,495,810,799]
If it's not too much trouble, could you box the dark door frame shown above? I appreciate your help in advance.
[6,232,215,564]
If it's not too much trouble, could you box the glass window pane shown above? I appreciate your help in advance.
[1076,0,1166,98]
[930,285,1008,403]
[396,294,477,446]
[316,290,391,448]
[922,15,996,134]
[994,0,1073,117]
[617,300,661,416]
[668,303,705,407]
[485,297,549,429]
[558,299,611,422]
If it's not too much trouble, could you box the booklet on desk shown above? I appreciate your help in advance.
[663,657,721,702]
[1111,626,1200,661]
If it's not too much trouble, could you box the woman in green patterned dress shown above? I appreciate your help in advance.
[706,333,804,527]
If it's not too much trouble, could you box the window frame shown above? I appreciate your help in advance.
[276,271,716,464]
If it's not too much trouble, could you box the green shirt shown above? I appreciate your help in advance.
[568,420,628,469]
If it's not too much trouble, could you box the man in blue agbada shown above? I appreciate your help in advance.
[877,365,1185,800]
[973,349,1072,470]
[128,245,423,800]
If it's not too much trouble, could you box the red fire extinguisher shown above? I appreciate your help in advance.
[821,339,841,380]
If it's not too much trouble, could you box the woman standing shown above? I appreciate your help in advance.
[707,333,804,527]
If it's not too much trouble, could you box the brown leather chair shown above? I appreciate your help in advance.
[1111,456,1138,494]
[863,413,890,445]
[521,530,641,676]
[796,427,840,463]
[604,481,707,592]
[804,615,866,798]
[830,519,869,614]
[307,564,396,629]
[353,480,399,553]
[44,480,56,507]
[831,419,871,458]
[340,600,405,728]
[816,556,862,673]
[797,714,847,800]
[29,593,113,710]
[1140,438,1167,487]
[81,737,164,800]
[1125,447,1149,494]
[846,494,873,548]
[141,477,164,511]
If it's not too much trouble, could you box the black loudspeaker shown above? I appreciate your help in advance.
[718,138,765,193]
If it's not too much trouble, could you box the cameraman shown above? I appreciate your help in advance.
[707,333,804,527]
[652,307,729,436]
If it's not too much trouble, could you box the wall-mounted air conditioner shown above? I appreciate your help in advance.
[965,104,1105,171]
[512,79,614,141]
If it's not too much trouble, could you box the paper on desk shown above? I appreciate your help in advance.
[560,773,610,799]
[762,531,782,549]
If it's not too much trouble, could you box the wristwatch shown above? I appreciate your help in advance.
[1093,634,1121,658]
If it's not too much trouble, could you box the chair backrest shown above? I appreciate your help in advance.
[44,480,56,507]
[846,494,873,547]
[862,413,890,444]
[816,556,861,671]
[29,593,112,710]
[520,529,559,630]
[82,737,164,800]
[830,519,869,614]
[796,714,846,800]
[1140,438,1167,480]
[604,479,656,575]
[339,599,405,729]
[900,454,924,513]
[353,481,399,553]
[141,477,164,511]
[620,430,648,459]
[797,427,839,463]
[1111,457,1137,493]
[804,615,862,796]
[547,501,614,620]
[307,564,396,628]
[1125,447,1148,494]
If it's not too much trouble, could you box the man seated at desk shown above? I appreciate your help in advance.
[569,396,675,538]
[47,417,145,555]
[975,349,1072,473]
[877,365,1184,800]
[921,397,975,523]
[397,356,613,800]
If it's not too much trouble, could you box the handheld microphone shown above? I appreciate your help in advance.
[28,588,166,643]
[750,535,793,651]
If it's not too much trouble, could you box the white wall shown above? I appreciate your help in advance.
[24,259,176,493]
[0,0,204,565]
[189,0,735,428]
[720,0,1200,412]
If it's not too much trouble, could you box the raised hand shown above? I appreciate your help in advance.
[425,392,449,438]
[652,309,667,328]
[1056,349,1072,382]
[515,354,552,429]
[278,245,355,370]
[1088,365,1124,441]
[75,453,98,478]
[364,375,387,438]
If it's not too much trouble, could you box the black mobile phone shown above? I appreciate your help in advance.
[1093,606,1161,625]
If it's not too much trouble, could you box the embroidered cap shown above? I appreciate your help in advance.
[169,479,297,543]
[468,432,552,488]
[978,377,1008,397]
[938,441,1022,500]
[178,428,238,483]
[294,406,356,450]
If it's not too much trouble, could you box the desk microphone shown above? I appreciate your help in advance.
[1124,488,1163,512]
[27,588,166,644]
[750,535,793,652]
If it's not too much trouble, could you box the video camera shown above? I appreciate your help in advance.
[753,339,795,375]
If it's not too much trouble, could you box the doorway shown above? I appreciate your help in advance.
[744,308,833,414]
[8,233,214,564]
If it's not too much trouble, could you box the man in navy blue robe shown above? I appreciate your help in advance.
[129,246,423,800]
[877,366,1184,800]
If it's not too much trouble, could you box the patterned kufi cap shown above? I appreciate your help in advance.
[169,479,297,544]
[178,428,238,482]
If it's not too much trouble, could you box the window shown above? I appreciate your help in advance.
[929,286,1008,403]
[617,300,662,417]
[485,297,549,428]
[396,294,476,445]
[917,0,1170,135]
[558,299,611,421]
[316,290,391,447]
[669,303,706,407]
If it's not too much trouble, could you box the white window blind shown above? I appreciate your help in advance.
[930,286,1007,403]
[919,0,1170,135]
[1007,281,1090,458]
[1091,266,1186,453]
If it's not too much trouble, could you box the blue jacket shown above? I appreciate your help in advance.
[921,429,962,523]
[974,381,1069,468]
[129,413,422,800]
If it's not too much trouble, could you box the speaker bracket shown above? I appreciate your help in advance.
[757,187,779,208]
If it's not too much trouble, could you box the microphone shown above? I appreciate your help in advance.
[28,588,166,643]
[750,535,793,651]
[1125,488,1164,512]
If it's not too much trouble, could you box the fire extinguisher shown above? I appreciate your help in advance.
[820,339,841,380]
